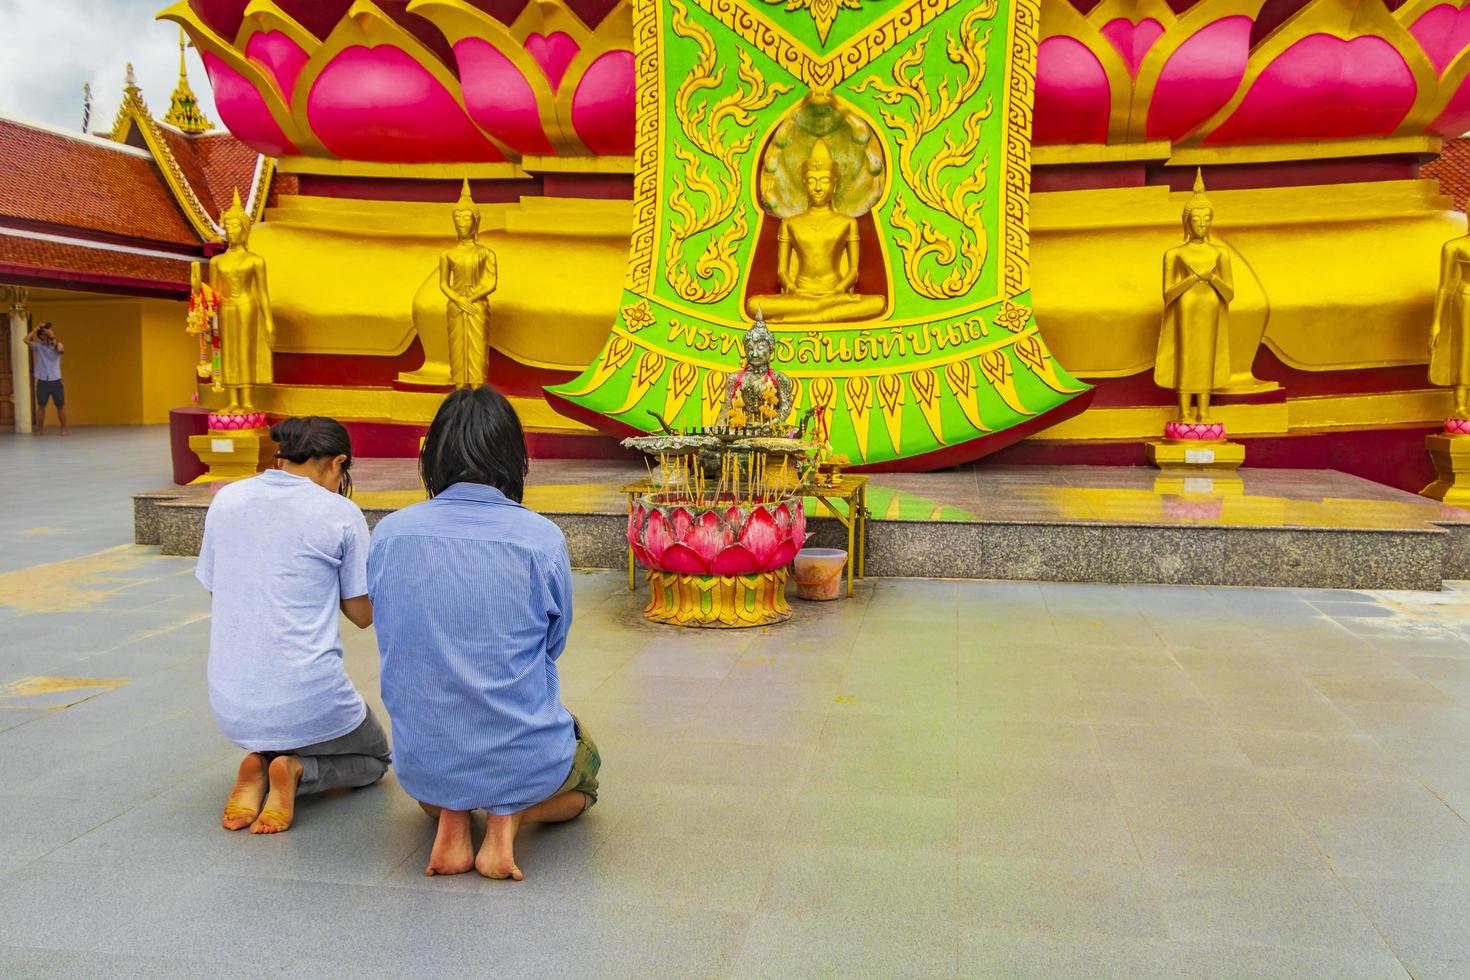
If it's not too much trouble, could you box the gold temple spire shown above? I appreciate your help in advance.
[108,63,149,140]
[163,28,213,134]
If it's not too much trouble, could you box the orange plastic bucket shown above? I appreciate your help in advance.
[793,548,847,601]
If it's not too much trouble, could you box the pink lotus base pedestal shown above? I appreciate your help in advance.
[1147,420,1244,472]
[207,411,268,432]
[1445,417,1470,436]
[1163,420,1226,441]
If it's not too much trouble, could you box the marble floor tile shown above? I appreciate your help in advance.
[1148,867,1390,951]
[959,934,1182,980]
[8,427,1470,977]
[733,910,958,980]
[957,856,1168,940]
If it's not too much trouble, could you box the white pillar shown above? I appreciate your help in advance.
[8,289,32,433]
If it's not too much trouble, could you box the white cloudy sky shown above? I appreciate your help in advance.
[0,0,218,132]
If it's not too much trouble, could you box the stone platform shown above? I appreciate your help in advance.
[133,462,1470,591]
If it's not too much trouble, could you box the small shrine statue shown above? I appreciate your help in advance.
[719,316,794,430]
[1430,231,1470,420]
[746,92,886,324]
[1155,171,1233,423]
[440,180,497,387]
[210,189,273,412]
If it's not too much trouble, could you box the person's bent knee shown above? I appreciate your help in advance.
[359,758,390,787]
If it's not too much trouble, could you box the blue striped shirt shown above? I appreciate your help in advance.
[367,482,575,814]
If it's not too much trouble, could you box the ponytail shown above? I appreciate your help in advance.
[269,416,354,497]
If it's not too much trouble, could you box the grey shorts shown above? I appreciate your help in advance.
[35,379,63,407]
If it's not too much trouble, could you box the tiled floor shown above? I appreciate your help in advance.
[4,429,1470,978]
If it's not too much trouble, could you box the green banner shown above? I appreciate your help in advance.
[549,0,1088,466]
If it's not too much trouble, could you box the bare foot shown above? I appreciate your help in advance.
[425,809,474,876]
[475,812,525,881]
[250,755,303,834]
[221,753,268,830]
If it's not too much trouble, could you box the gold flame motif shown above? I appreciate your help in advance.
[760,0,867,45]
[856,1,998,300]
[665,0,792,305]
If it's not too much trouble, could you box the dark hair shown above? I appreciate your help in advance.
[419,386,528,501]
[270,415,354,497]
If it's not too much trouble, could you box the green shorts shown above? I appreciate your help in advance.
[555,715,601,811]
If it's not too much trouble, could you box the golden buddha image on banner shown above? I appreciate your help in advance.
[549,0,1091,468]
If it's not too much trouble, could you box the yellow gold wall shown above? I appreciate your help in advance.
[139,299,200,422]
[26,294,190,425]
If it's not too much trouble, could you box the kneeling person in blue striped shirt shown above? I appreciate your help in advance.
[368,386,601,880]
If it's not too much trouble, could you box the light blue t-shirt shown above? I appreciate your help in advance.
[28,341,61,381]
[196,469,371,751]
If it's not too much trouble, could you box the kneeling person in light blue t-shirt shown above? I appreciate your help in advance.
[196,416,390,834]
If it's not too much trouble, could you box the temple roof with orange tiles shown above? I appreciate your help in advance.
[0,63,276,297]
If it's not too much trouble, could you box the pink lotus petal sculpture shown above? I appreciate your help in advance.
[1446,417,1470,436]
[629,495,807,576]
[1164,420,1225,441]
[208,411,268,431]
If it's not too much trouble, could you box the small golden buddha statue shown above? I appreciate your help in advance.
[1430,231,1470,420]
[719,316,794,430]
[745,136,886,324]
[210,189,273,412]
[1155,171,1233,422]
[441,180,498,388]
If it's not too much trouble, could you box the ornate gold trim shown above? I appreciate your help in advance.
[1125,0,1265,144]
[255,384,596,429]
[1003,0,1037,298]
[625,0,664,294]
[664,0,791,304]
[1288,389,1451,430]
[107,67,277,245]
[521,154,636,173]
[600,321,1047,378]
[1037,0,1133,143]
[1033,140,1170,166]
[287,0,513,161]
[692,0,967,89]
[1030,389,1452,441]
[1168,134,1441,167]
[275,156,528,179]
[857,1,997,301]
[407,0,587,156]
[1182,0,1439,146]
[158,0,326,156]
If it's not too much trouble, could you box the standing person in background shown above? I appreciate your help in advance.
[24,321,66,435]
[369,386,600,880]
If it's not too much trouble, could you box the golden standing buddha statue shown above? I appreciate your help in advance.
[1430,231,1470,420]
[746,134,886,324]
[441,180,497,388]
[1155,172,1234,423]
[209,189,273,412]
